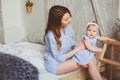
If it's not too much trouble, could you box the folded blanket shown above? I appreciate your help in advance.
[0,52,38,80]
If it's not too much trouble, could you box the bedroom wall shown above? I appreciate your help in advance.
[1,0,46,43]
[44,0,119,40]
[118,0,120,19]
[0,0,4,43]
[1,0,25,43]
[21,0,46,43]
[0,0,119,44]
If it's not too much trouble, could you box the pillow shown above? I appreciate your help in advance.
[22,32,44,44]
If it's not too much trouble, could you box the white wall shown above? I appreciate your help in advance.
[21,0,46,42]
[118,0,120,19]
[0,0,119,43]
[1,0,46,43]
[0,1,4,43]
[1,0,25,43]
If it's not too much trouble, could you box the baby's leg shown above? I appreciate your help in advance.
[78,63,88,68]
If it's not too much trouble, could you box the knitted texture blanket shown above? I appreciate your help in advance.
[0,53,38,80]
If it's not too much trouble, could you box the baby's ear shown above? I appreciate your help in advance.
[97,29,100,35]
[92,21,97,23]
[83,37,86,40]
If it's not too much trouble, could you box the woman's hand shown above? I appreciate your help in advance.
[76,40,86,52]
[66,40,86,59]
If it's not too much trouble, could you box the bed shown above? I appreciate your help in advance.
[0,41,81,80]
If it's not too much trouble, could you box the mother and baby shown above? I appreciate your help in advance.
[43,5,114,80]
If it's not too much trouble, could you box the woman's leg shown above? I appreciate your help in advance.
[56,59,84,75]
[88,58,102,80]
[93,56,97,67]
[56,58,102,80]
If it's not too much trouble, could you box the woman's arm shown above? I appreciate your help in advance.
[66,41,85,59]
[46,32,85,62]
[84,40,102,53]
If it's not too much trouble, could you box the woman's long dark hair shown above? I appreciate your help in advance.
[44,5,71,50]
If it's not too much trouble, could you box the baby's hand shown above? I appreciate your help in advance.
[97,48,102,52]
[107,38,116,42]
[102,37,116,42]
[94,48,102,56]
[99,36,116,42]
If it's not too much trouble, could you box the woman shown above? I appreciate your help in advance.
[44,5,102,80]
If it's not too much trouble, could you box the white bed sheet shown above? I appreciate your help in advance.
[0,42,78,80]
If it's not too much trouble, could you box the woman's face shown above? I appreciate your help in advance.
[86,25,98,38]
[61,13,71,27]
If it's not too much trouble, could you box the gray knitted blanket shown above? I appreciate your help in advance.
[0,52,38,80]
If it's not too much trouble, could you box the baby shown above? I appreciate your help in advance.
[72,21,114,65]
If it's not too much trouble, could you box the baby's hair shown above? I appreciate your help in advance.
[86,21,99,30]
[92,21,97,23]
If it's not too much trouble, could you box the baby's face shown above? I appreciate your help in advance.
[86,25,98,38]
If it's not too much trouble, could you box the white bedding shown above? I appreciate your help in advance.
[0,42,78,80]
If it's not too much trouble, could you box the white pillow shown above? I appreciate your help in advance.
[22,33,44,44]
